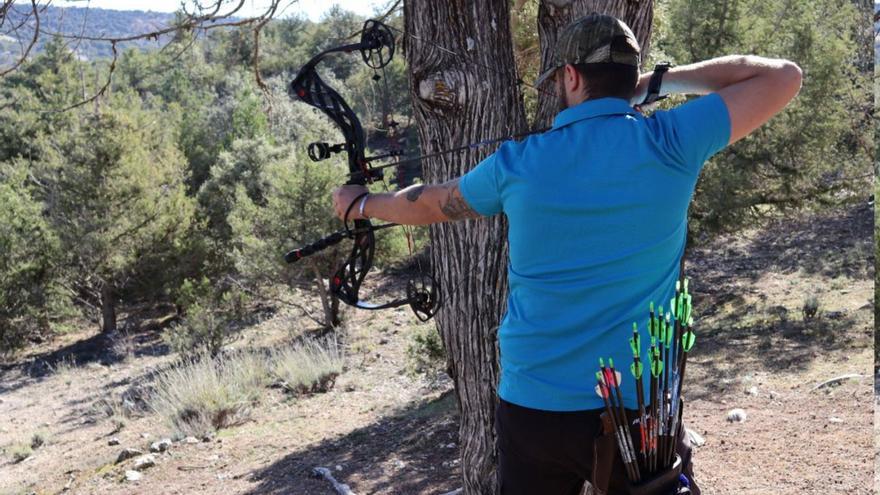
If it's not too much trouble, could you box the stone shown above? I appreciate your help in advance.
[115,448,143,464]
[726,408,747,423]
[150,438,172,453]
[132,454,156,471]
[685,428,705,447]
[124,470,142,482]
[107,437,120,446]
[183,436,199,444]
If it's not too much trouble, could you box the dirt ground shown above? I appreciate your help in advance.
[0,202,874,495]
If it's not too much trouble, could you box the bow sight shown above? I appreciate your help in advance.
[284,19,440,322]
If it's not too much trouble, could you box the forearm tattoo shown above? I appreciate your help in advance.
[406,185,425,202]
[439,179,481,221]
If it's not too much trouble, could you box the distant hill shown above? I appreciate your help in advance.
[1,5,178,64]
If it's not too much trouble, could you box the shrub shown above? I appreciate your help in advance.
[406,325,446,374]
[8,443,32,463]
[164,281,249,357]
[149,351,269,438]
[268,339,343,394]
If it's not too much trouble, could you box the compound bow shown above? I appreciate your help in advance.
[284,19,440,322]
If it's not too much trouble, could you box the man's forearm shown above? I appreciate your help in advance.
[359,185,439,225]
[360,180,480,225]
[635,55,799,101]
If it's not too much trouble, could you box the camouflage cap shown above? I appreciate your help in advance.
[535,13,640,86]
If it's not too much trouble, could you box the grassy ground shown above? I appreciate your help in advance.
[0,202,873,495]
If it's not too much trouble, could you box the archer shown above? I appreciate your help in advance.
[332,14,801,495]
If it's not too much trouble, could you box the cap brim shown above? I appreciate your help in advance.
[534,66,558,87]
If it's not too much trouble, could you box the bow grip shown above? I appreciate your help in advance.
[284,231,347,263]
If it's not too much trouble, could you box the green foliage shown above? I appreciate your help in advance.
[7,443,33,464]
[164,279,249,357]
[0,162,65,353]
[802,294,820,321]
[659,0,872,235]
[37,100,197,320]
[406,324,446,374]
[0,7,423,350]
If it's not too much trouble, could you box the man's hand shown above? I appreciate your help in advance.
[332,185,369,221]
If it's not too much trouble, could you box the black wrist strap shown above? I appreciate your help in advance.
[639,62,672,107]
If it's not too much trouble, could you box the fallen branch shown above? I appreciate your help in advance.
[311,467,357,495]
[811,373,863,391]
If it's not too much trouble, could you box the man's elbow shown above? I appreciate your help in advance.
[777,60,803,97]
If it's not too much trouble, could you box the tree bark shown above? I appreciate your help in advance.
[100,282,117,334]
[533,0,655,128]
[852,0,872,73]
[310,260,340,329]
[404,1,527,493]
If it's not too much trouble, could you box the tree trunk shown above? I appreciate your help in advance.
[100,282,117,334]
[533,0,655,128]
[404,1,527,493]
[852,0,872,73]
[310,260,341,329]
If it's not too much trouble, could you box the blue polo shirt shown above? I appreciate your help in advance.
[459,94,730,411]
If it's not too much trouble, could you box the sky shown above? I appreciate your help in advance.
[54,0,386,21]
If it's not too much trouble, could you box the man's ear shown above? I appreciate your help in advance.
[563,64,583,96]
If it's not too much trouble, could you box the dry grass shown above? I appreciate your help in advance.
[268,338,343,394]
[148,338,343,438]
[149,351,270,438]
[7,443,33,464]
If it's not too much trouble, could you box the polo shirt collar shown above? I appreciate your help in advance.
[552,97,638,129]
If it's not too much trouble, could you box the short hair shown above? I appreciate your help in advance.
[570,34,639,100]
[572,62,639,100]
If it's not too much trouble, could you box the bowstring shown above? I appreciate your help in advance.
[356,20,551,311]
[372,62,427,292]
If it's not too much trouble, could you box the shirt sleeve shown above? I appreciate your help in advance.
[651,93,731,174]
[458,149,505,217]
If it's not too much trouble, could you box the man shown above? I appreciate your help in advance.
[332,14,801,495]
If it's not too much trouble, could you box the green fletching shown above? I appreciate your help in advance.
[596,371,603,381]
[682,330,696,352]
[631,361,643,379]
[650,301,654,312]
[599,357,605,368]
[670,297,677,317]
[651,351,663,376]
[609,358,615,368]
[630,337,640,358]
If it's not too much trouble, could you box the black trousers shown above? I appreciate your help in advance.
[495,398,700,495]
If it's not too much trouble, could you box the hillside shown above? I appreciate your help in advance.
[1,6,178,63]
[0,203,872,494]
